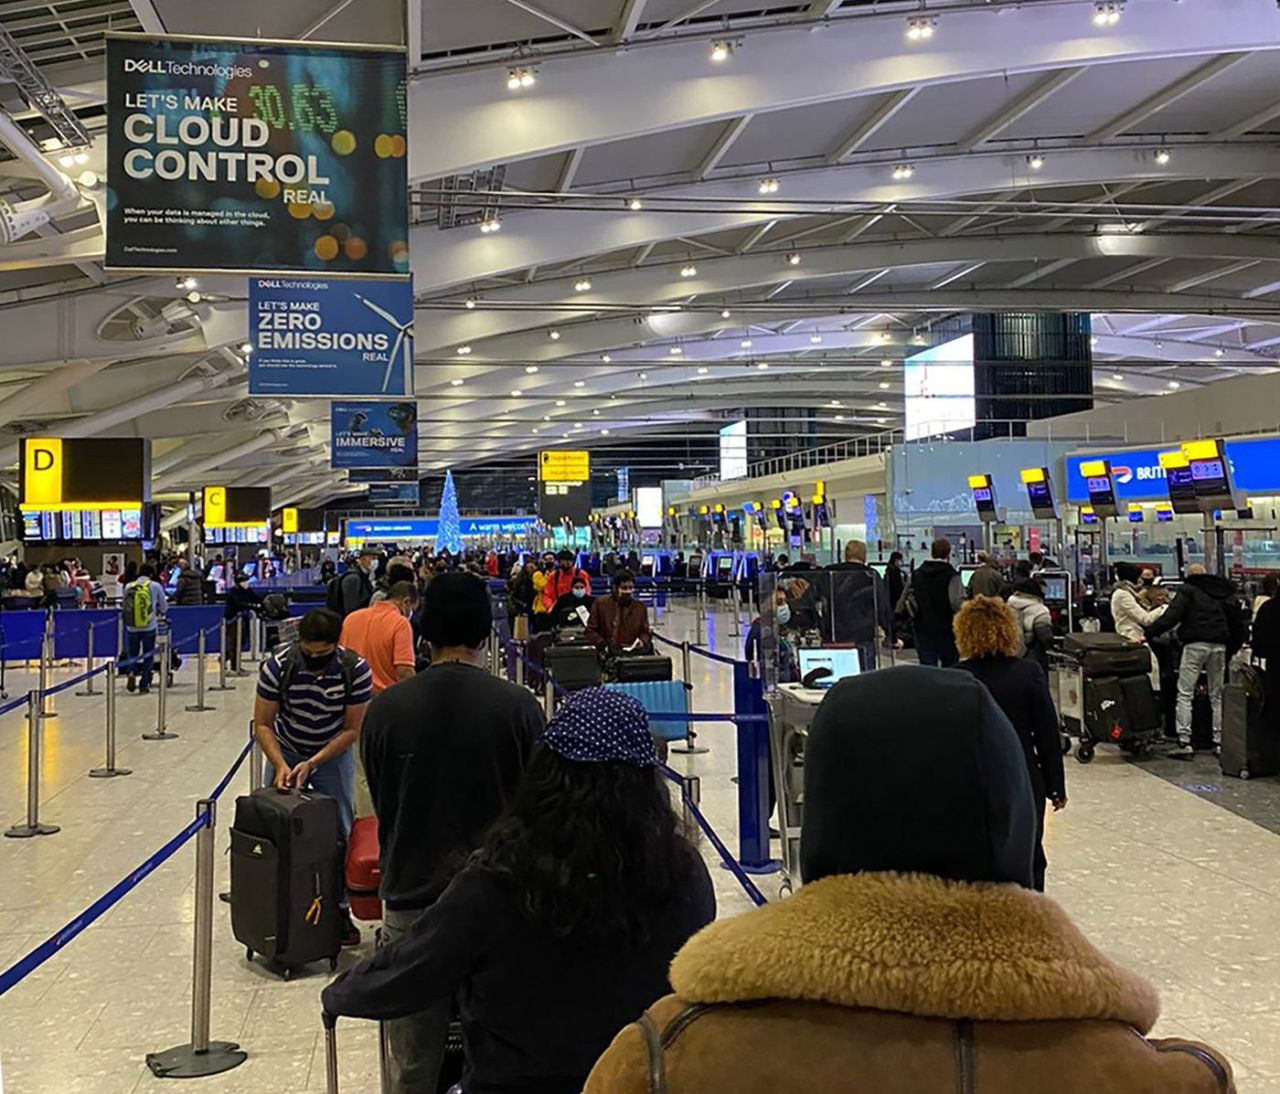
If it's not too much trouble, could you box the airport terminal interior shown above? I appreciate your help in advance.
[4,0,1280,1090]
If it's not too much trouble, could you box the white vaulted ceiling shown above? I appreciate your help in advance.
[0,0,1278,501]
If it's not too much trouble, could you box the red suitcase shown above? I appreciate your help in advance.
[345,816,382,922]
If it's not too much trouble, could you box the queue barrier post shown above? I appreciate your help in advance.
[185,628,215,713]
[230,617,250,678]
[143,631,177,741]
[5,690,60,838]
[730,587,743,639]
[672,640,710,755]
[38,631,57,720]
[488,631,501,678]
[210,618,234,692]
[248,614,261,666]
[75,622,98,696]
[145,798,247,1079]
[694,588,706,647]
[90,662,131,779]
[543,674,555,720]
[116,611,124,665]
[681,774,701,833]
[514,641,525,688]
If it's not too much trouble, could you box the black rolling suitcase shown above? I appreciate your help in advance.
[1064,633,1151,678]
[1119,675,1162,734]
[323,1011,463,1094]
[230,787,344,978]
[544,644,602,691]
[1220,665,1277,779]
[612,654,673,682]
[1082,675,1157,756]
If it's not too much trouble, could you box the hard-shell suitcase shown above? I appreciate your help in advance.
[1082,675,1156,754]
[611,654,673,683]
[1119,674,1162,735]
[1221,667,1277,779]
[230,787,344,977]
[345,816,382,923]
[605,679,690,741]
[1064,632,1152,678]
[544,644,601,691]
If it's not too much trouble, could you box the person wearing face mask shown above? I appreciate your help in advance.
[254,609,374,946]
[331,547,378,619]
[540,548,593,617]
[340,581,420,693]
[551,574,595,630]
[586,569,652,653]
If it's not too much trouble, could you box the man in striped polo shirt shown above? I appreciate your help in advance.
[253,608,373,892]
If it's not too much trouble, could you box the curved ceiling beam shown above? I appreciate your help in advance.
[418,225,1280,352]
[410,142,1280,293]
[408,0,1279,178]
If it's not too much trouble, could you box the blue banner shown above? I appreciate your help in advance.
[346,516,538,540]
[330,400,417,469]
[1065,435,1280,502]
[249,276,414,396]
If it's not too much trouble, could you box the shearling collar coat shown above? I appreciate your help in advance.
[585,872,1232,1093]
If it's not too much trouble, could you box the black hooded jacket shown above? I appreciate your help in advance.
[801,665,1035,888]
[1146,572,1247,652]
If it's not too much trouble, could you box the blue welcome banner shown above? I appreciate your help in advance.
[249,276,414,397]
[330,400,417,469]
[346,516,538,540]
[1066,435,1280,502]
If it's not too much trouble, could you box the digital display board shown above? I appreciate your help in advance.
[21,506,149,543]
[1184,439,1238,512]
[635,486,664,529]
[1080,459,1119,519]
[203,486,272,527]
[20,437,150,509]
[719,420,748,481]
[967,473,998,522]
[1081,508,1099,525]
[904,333,976,441]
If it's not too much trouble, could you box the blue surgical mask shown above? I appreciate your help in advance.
[776,604,791,626]
[573,588,586,599]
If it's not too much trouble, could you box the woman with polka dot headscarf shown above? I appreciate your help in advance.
[323,688,715,1093]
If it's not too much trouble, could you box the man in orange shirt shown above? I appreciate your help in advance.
[339,580,419,693]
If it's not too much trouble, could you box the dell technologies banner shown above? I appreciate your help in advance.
[249,277,414,396]
[106,34,407,276]
[331,400,418,469]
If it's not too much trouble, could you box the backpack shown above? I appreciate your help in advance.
[277,645,362,716]
[325,574,344,614]
[123,579,154,629]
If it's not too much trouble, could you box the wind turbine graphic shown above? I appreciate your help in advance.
[352,291,414,394]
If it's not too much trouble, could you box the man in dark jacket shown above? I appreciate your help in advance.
[337,548,377,617]
[827,540,892,670]
[174,560,204,605]
[967,552,1004,599]
[360,572,545,1090]
[586,569,652,652]
[904,538,964,667]
[1145,564,1248,759]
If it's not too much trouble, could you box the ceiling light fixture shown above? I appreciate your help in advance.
[1092,2,1123,26]
[879,381,890,389]
[786,252,801,266]
[1168,379,1181,389]
[892,163,915,181]
[1112,373,1124,382]
[511,389,523,397]
[593,409,600,415]
[830,400,842,407]
[680,263,698,278]
[835,415,846,422]
[906,17,936,40]
[479,218,501,234]
[756,362,769,369]
[740,338,753,348]
[880,332,893,344]
[176,276,198,291]
[710,39,733,62]
[450,378,465,386]
[1154,147,1171,166]
[601,429,610,435]
[601,354,612,363]
[456,345,472,355]
[525,365,539,373]
[639,372,648,380]
[1091,336,1099,346]
[669,346,683,355]
[1214,348,1225,358]
[465,297,477,309]
[698,367,709,375]
[757,177,780,195]
[58,153,75,168]
[810,334,822,344]
[556,400,566,407]
[1026,153,1045,170]
[548,329,561,340]
[876,417,888,425]
[574,380,586,387]
[721,308,731,319]
[186,290,202,304]
[574,278,592,292]
[876,401,888,409]
[880,358,893,367]
[239,342,254,355]
[506,65,538,90]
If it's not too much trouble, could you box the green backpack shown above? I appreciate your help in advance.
[123,579,154,629]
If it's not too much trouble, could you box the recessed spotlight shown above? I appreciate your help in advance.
[548,329,561,340]
[786,252,801,266]
[1093,2,1123,27]
[756,362,769,369]
[1154,339,1164,349]
[1214,348,1225,358]
[544,415,552,422]
[592,409,600,415]
[892,163,915,181]
[880,358,893,367]
[829,400,842,407]
[876,401,888,409]
[1112,373,1124,382]
[601,429,610,435]
[465,297,477,309]
[810,334,823,344]
[879,381,890,389]
[757,177,780,195]
[479,218,501,234]
[239,342,254,355]
[1168,379,1180,389]
[555,400,566,407]
[525,365,539,373]
[876,417,888,425]
[710,39,733,62]
[639,372,648,380]
[698,367,709,375]
[574,380,586,387]
[601,354,612,363]
[669,346,684,356]
[574,278,592,292]
[721,308,731,319]
[740,339,753,349]
[906,17,936,40]
[573,423,584,430]
[450,378,465,386]
[511,389,523,397]
[456,344,472,355]
[628,197,643,211]
[1027,153,1045,170]
[1155,147,1171,166]
[680,264,698,278]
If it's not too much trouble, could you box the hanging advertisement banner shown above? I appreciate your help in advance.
[368,483,420,505]
[330,400,418,468]
[347,467,418,484]
[105,33,408,277]
[248,276,414,396]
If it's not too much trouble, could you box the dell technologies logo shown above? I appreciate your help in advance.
[123,58,253,79]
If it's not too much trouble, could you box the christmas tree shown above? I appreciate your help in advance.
[437,468,463,555]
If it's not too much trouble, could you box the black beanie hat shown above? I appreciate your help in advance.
[800,665,1036,889]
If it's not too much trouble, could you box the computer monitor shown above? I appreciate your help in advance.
[1041,575,1068,602]
[869,562,888,579]
[959,565,979,589]
[797,647,862,689]
[716,555,734,579]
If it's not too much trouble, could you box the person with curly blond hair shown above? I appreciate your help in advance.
[954,595,1066,891]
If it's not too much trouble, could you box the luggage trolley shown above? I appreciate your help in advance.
[1050,633,1160,765]
[765,683,825,897]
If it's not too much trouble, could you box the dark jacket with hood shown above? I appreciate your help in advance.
[1146,572,1247,653]
[175,568,204,606]
[908,559,964,639]
[586,667,1233,1094]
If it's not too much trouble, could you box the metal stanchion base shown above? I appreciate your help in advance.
[142,729,179,741]
[208,684,236,692]
[36,709,58,720]
[728,859,782,876]
[146,1042,247,1078]
[185,703,216,713]
[670,743,711,755]
[89,766,132,778]
[74,686,97,697]
[5,822,60,838]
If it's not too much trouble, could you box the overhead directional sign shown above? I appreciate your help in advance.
[539,450,590,483]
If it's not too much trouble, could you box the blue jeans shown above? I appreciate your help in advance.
[267,742,355,840]
[123,629,157,689]
[1176,641,1225,748]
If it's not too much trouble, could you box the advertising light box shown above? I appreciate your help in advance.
[904,334,976,441]
[330,400,418,467]
[719,421,748,481]
[1065,436,1280,502]
[105,34,408,277]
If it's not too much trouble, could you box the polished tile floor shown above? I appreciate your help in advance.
[1,605,1279,1091]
